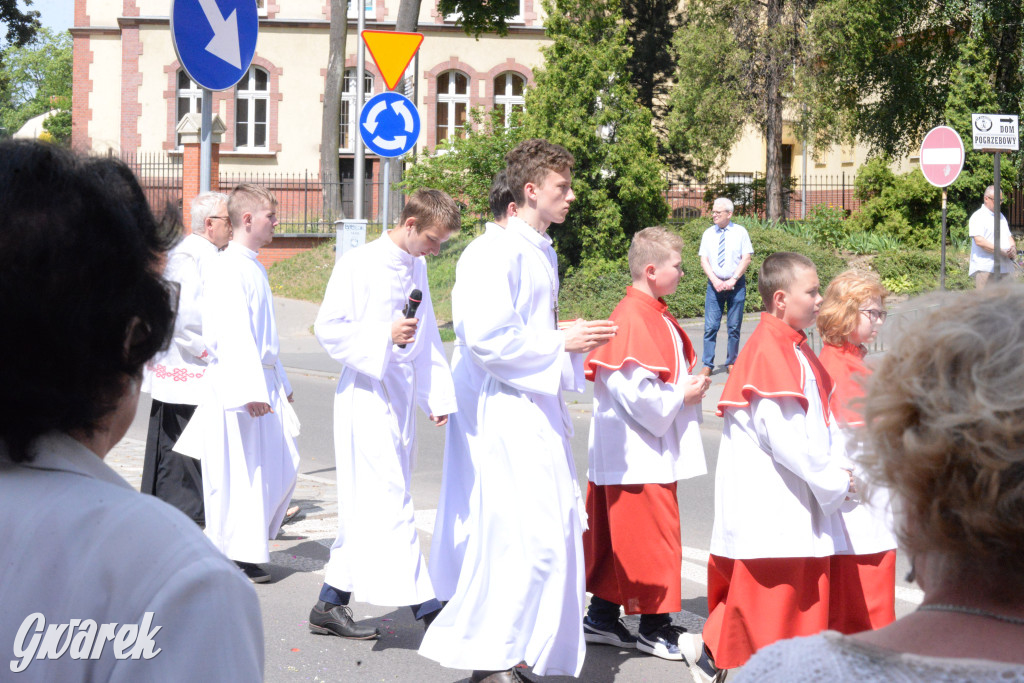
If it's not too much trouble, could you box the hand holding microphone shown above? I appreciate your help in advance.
[393,289,422,348]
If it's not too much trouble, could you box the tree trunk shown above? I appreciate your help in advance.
[320,0,348,221]
[763,0,784,220]
[385,0,423,226]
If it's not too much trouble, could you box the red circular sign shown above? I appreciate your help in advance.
[920,126,965,188]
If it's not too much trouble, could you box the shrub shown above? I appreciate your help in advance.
[847,158,971,248]
[560,217,848,320]
[805,204,848,248]
[872,249,972,294]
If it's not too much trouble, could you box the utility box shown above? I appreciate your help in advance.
[336,218,367,260]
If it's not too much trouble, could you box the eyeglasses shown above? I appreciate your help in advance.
[209,215,229,221]
[984,195,995,201]
[711,210,731,216]
[860,309,887,323]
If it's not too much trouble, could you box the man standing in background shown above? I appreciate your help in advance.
[698,197,753,377]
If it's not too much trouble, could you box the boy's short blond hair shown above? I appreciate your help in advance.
[817,269,888,346]
[628,226,683,280]
[228,183,277,228]
[757,251,816,311]
[400,188,461,235]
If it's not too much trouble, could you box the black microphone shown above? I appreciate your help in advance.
[398,289,422,349]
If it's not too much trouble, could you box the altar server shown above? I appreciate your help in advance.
[581,227,710,665]
[141,191,230,526]
[175,183,300,584]
[702,252,854,674]
[817,270,897,634]
[429,172,517,601]
[419,138,617,683]
[308,189,460,640]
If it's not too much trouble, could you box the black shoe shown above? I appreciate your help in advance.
[470,669,536,683]
[637,623,693,661]
[692,643,721,682]
[308,600,381,639]
[235,561,271,584]
[583,615,638,648]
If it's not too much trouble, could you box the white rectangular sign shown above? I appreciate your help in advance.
[972,113,1019,151]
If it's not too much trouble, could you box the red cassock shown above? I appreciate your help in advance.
[704,313,836,669]
[582,287,696,614]
[818,342,897,635]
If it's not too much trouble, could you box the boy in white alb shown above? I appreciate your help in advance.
[429,172,517,601]
[175,183,301,584]
[702,251,854,674]
[308,189,460,640]
[581,227,710,664]
[419,138,617,683]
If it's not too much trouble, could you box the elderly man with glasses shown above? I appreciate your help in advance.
[968,185,1018,289]
[698,197,754,377]
[141,192,232,526]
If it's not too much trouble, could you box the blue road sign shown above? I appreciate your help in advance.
[360,92,420,158]
[171,0,259,92]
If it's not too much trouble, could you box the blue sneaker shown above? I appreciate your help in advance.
[582,615,637,648]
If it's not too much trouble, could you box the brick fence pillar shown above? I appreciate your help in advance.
[177,112,226,233]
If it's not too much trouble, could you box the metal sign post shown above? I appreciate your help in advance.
[971,114,1019,283]
[920,125,965,289]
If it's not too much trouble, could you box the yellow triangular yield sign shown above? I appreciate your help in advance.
[362,30,424,91]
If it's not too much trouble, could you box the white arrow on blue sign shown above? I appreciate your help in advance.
[360,92,421,158]
[171,0,259,92]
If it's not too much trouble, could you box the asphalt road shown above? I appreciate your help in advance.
[106,298,922,683]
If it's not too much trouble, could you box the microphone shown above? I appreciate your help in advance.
[398,289,422,349]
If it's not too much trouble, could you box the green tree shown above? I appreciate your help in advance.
[666,0,811,218]
[0,0,39,53]
[0,27,71,140]
[802,0,1022,160]
[522,0,668,268]
[404,0,668,270]
[402,107,524,230]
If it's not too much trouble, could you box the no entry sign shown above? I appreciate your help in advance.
[920,126,965,188]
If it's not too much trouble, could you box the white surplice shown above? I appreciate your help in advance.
[175,242,300,564]
[429,222,502,601]
[710,351,850,560]
[142,233,218,405]
[419,217,588,677]
[316,232,456,607]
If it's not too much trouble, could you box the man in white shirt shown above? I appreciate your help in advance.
[968,185,1017,289]
[698,197,753,377]
[141,192,230,526]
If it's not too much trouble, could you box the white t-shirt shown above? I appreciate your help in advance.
[968,205,1014,275]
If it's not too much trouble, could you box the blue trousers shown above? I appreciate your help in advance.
[702,276,746,370]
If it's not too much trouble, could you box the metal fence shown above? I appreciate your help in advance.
[119,153,1024,233]
[666,172,864,222]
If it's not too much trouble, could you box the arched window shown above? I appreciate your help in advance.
[176,70,201,149]
[436,70,469,143]
[494,72,525,128]
[341,69,375,153]
[235,66,269,150]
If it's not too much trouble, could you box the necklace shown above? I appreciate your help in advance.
[917,603,1024,626]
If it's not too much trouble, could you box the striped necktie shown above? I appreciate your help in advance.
[717,227,727,269]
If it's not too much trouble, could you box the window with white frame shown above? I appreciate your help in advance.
[348,0,374,18]
[235,66,269,150]
[436,70,469,143]
[341,68,375,153]
[494,72,525,128]
[176,70,202,149]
